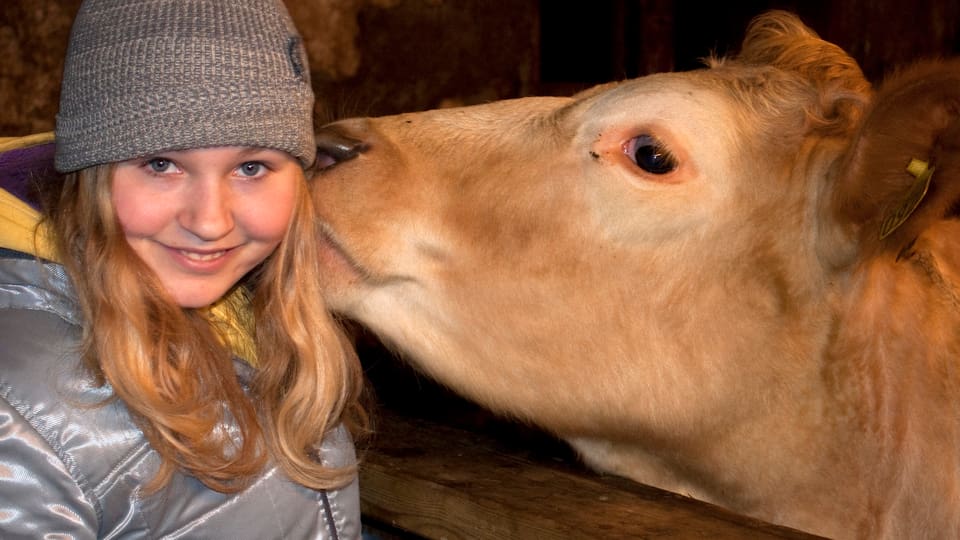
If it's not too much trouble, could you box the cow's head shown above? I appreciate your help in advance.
[311,10,960,538]
[313,11,871,430]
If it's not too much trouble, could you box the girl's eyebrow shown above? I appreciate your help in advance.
[142,147,282,161]
[235,148,289,162]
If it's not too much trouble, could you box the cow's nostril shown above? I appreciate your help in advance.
[314,126,368,169]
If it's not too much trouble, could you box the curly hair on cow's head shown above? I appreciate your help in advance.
[710,10,871,136]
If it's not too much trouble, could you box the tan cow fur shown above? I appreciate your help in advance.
[312,11,960,539]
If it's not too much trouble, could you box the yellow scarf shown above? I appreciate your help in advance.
[0,133,257,364]
[0,132,56,260]
[0,184,57,261]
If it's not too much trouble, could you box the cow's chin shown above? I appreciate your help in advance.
[316,238,440,344]
[317,234,368,308]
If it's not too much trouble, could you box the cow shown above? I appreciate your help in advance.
[311,11,960,539]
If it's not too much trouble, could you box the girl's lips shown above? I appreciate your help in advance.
[166,245,237,272]
[178,249,227,262]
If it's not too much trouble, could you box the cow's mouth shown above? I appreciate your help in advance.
[317,224,375,288]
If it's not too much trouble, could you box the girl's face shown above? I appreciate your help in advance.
[112,146,300,308]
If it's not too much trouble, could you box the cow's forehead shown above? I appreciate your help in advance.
[573,73,743,140]
[567,74,751,188]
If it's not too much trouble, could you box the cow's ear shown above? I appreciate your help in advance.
[830,59,960,259]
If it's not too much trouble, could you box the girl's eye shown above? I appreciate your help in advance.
[146,157,177,174]
[237,161,266,177]
[623,135,678,175]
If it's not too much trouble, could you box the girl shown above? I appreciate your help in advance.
[0,0,365,537]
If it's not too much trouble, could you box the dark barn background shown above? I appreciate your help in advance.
[3,0,959,135]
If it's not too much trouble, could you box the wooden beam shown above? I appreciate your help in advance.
[359,411,824,539]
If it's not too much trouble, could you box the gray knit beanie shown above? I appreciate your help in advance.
[55,0,316,172]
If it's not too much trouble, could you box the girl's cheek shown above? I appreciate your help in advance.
[244,180,299,240]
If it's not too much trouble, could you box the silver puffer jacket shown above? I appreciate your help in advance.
[0,251,361,539]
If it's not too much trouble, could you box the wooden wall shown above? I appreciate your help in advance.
[2,0,958,135]
[0,0,539,134]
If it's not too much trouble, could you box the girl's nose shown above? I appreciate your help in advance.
[179,177,235,241]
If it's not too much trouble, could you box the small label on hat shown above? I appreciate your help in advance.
[287,37,306,81]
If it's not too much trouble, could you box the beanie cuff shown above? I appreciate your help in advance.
[54,0,316,173]
[55,87,316,172]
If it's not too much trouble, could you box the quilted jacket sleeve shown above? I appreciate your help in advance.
[0,308,99,539]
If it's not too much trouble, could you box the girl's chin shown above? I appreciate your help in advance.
[164,278,239,308]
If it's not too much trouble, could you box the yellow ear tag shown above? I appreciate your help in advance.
[879,158,934,239]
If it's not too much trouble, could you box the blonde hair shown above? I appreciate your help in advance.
[42,163,366,493]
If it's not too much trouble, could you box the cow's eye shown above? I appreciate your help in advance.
[624,135,677,175]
